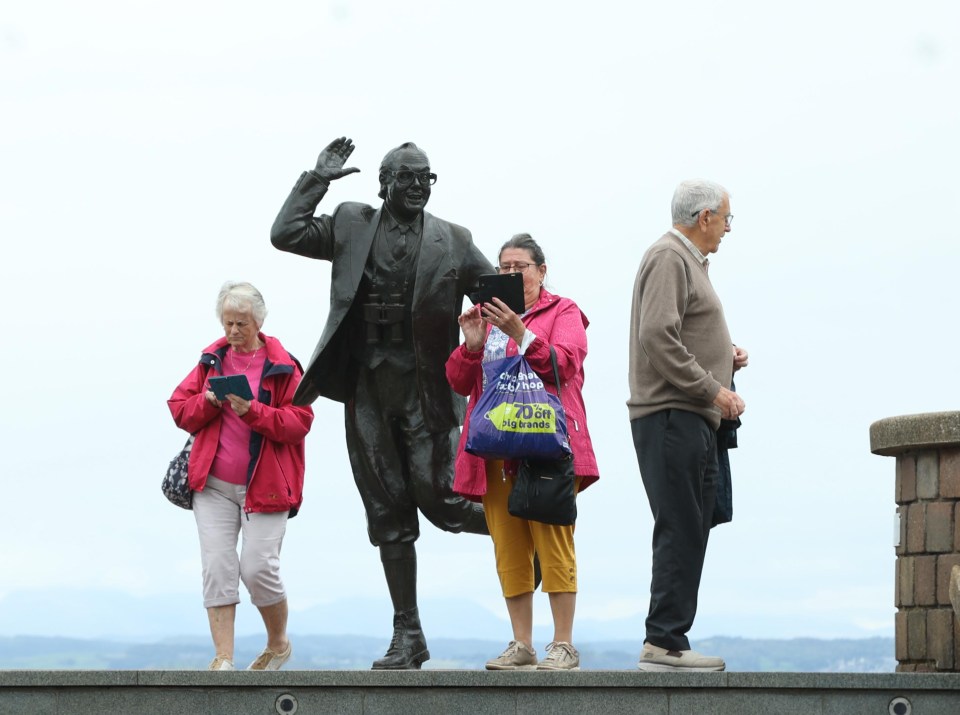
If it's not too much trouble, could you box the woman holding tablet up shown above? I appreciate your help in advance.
[446,235,599,671]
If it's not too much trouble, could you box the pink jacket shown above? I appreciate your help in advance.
[445,289,599,501]
[168,334,314,515]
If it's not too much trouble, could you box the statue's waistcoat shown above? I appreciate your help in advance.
[348,221,421,371]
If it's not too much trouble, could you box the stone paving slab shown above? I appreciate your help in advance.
[3,670,960,715]
[4,669,960,688]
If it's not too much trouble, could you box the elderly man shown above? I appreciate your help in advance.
[628,179,748,672]
[271,137,493,669]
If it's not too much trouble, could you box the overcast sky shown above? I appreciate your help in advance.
[2,0,958,644]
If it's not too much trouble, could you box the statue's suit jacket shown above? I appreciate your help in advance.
[271,170,493,433]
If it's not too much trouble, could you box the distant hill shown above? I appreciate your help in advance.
[0,635,895,672]
[0,588,896,671]
[0,589,894,643]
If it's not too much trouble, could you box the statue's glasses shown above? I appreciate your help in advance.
[386,170,438,187]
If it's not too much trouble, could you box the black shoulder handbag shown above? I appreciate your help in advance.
[162,434,195,510]
[507,348,577,526]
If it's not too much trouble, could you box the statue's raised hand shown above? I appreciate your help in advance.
[314,137,361,182]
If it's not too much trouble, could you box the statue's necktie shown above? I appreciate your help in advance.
[393,226,409,260]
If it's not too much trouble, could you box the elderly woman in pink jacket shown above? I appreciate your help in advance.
[169,281,314,672]
[446,233,598,671]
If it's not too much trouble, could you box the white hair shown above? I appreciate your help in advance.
[671,179,729,226]
[215,281,267,327]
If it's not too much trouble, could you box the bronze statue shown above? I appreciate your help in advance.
[270,137,493,669]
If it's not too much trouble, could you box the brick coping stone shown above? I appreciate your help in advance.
[870,411,960,457]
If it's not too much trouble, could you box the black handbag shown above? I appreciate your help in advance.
[509,454,577,525]
[507,348,577,526]
[162,434,195,510]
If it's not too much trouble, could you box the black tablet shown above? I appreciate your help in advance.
[208,374,254,401]
[475,273,525,314]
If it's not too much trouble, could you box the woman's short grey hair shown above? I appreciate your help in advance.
[671,179,729,226]
[215,281,267,327]
[498,233,545,266]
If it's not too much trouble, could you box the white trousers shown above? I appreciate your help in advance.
[193,476,288,608]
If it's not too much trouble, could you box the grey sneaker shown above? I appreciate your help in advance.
[536,641,580,670]
[248,641,292,671]
[208,655,235,670]
[485,640,538,670]
[637,642,725,672]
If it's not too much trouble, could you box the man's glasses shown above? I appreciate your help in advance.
[497,262,538,273]
[385,170,438,187]
[691,208,734,227]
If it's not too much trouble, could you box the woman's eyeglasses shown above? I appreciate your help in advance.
[497,262,538,273]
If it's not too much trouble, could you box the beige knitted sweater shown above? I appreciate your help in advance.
[627,232,733,431]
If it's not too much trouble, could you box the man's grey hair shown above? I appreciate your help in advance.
[671,179,729,226]
[216,281,267,327]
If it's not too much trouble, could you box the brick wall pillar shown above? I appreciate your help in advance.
[870,411,960,672]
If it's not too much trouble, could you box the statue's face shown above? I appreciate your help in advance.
[383,148,431,221]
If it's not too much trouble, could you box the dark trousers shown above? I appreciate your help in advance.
[345,362,487,546]
[631,409,718,651]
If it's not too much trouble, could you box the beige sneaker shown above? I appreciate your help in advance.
[485,640,538,670]
[536,641,580,670]
[637,642,725,672]
[208,655,235,670]
[248,641,292,671]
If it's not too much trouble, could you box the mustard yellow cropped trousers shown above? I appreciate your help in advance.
[481,460,579,598]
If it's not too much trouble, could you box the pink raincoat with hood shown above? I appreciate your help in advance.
[168,333,314,515]
[445,289,599,501]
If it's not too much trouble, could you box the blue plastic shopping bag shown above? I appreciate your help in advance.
[465,355,572,460]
